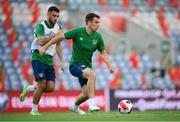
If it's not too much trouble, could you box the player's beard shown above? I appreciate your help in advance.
[49,19,56,25]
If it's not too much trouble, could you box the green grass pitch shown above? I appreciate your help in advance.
[0,110,180,122]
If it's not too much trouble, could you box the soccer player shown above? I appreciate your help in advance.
[39,13,116,114]
[19,6,64,115]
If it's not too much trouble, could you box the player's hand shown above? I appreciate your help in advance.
[57,30,63,35]
[60,61,65,72]
[39,47,46,55]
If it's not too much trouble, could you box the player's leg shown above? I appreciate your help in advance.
[20,81,36,102]
[82,68,100,112]
[74,85,89,105]
[43,65,55,92]
[69,64,89,114]
[31,80,46,115]
[70,85,88,114]
[82,68,96,98]
[30,60,47,115]
[44,81,55,92]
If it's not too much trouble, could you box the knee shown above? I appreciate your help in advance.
[49,86,55,92]
[46,85,55,92]
[83,68,96,80]
[38,83,46,91]
[90,71,96,80]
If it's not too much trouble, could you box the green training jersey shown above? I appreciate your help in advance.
[31,20,61,65]
[64,27,105,68]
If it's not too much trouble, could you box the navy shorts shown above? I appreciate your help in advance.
[69,64,88,87]
[31,60,55,82]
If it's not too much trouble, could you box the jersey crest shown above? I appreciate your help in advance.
[92,40,98,45]
[80,37,83,41]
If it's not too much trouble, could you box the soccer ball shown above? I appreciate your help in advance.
[118,100,133,114]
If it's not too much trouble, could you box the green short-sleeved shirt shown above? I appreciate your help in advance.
[32,21,61,65]
[64,27,105,68]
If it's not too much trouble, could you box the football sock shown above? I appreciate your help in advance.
[88,98,96,106]
[27,85,36,92]
[73,103,78,108]
[32,104,38,112]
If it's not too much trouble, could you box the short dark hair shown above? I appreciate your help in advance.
[85,13,100,25]
[48,6,59,13]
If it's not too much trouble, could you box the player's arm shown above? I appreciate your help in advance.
[34,24,47,46]
[39,28,78,54]
[35,24,61,46]
[39,33,65,54]
[38,36,58,46]
[39,29,62,45]
[99,50,116,73]
[98,34,116,73]
[56,41,65,71]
